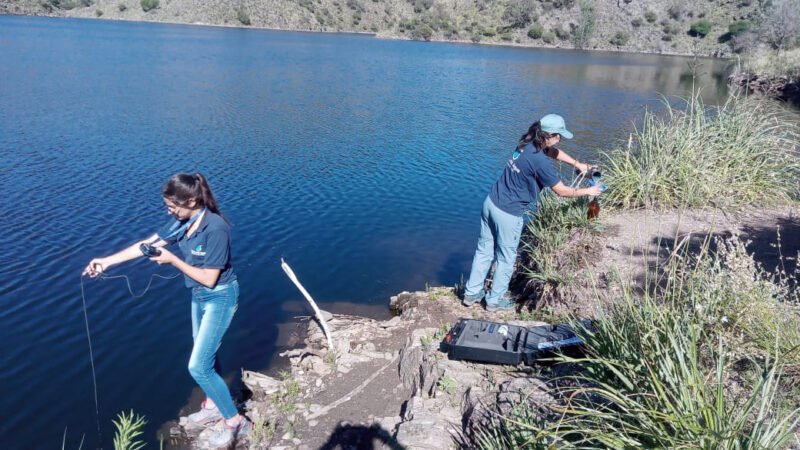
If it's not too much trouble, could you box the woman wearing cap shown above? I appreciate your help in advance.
[461,114,602,311]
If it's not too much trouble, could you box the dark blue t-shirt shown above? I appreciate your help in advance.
[489,143,561,217]
[157,212,237,289]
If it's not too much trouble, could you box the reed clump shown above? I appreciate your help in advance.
[602,94,800,210]
[477,236,800,449]
[520,191,595,286]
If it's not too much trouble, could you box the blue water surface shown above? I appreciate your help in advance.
[0,16,730,448]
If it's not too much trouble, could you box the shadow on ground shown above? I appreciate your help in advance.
[318,423,406,450]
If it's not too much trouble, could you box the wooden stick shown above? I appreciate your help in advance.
[281,258,335,350]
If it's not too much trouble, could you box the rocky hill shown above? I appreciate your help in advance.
[1,0,765,56]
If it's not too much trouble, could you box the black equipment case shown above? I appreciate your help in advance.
[440,318,591,365]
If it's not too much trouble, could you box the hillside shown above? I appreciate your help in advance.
[1,0,765,57]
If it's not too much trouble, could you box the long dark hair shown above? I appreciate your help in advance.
[162,172,222,215]
[517,121,558,150]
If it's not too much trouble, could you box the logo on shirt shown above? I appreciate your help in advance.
[191,244,206,257]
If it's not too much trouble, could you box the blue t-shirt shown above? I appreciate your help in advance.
[488,143,561,217]
[157,212,237,289]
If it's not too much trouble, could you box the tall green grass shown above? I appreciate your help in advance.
[478,236,800,449]
[744,48,800,79]
[520,191,596,286]
[602,94,800,210]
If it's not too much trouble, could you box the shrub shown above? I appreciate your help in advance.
[503,0,537,28]
[500,33,513,41]
[551,0,575,8]
[542,30,555,43]
[644,10,657,23]
[667,3,684,19]
[95,8,102,15]
[728,20,750,36]
[602,95,800,210]
[481,26,496,37]
[571,1,595,49]
[609,30,629,46]
[118,3,127,11]
[140,0,158,12]
[527,23,544,39]
[631,17,642,27]
[689,19,712,37]
[412,23,433,40]
[554,24,570,39]
[237,9,251,25]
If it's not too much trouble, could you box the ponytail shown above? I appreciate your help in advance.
[162,172,223,216]
[517,120,557,150]
[193,173,221,215]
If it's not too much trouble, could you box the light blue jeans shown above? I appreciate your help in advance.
[465,196,524,306]
[188,280,239,419]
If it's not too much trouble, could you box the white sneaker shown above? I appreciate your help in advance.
[188,400,223,426]
[208,417,251,448]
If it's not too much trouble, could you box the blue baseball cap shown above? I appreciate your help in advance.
[540,114,573,139]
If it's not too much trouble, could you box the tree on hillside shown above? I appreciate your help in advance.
[758,0,800,54]
[571,1,595,49]
[503,0,537,28]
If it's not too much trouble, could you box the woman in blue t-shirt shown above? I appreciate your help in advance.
[82,173,249,447]
[462,114,603,311]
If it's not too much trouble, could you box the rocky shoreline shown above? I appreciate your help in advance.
[728,71,800,106]
[166,205,799,449]
[170,287,554,449]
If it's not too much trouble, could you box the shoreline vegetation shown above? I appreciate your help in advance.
[72,93,800,449]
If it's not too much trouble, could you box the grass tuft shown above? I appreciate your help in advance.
[602,93,800,210]
[477,235,800,449]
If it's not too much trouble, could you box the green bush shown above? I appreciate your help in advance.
[689,19,712,37]
[728,20,750,36]
[527,24,543,39]
[234,10,249,25]
[644,10,657,23]
[95,8,102,15]
[118,3,127,11]
[542,30,555,43]
[412,23,433,40]
[571,1,596,49]
[140,0,158,12]
[553,24,569,40]
[609,30,629,46]
[602,95,800,210]
[631,17,643,27]
[481,26,497,37]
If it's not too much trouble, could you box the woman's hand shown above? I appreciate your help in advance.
[82,258,107,278]
[149,247,179,266]
[575,162,591,176]
[586,185,603,196]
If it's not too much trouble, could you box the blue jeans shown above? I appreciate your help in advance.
[188,280,239,419]
[465,196,524,306]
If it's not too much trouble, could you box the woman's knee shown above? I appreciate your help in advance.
[187,357,212,380]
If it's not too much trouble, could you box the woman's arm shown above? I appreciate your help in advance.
[551,181,603,198]
[545,147,591,175]
[149,249,221,288]
[82,233,161,277]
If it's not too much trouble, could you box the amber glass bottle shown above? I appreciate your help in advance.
[587,198,600,220]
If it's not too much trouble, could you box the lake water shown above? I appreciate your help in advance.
[0,16,731,448]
